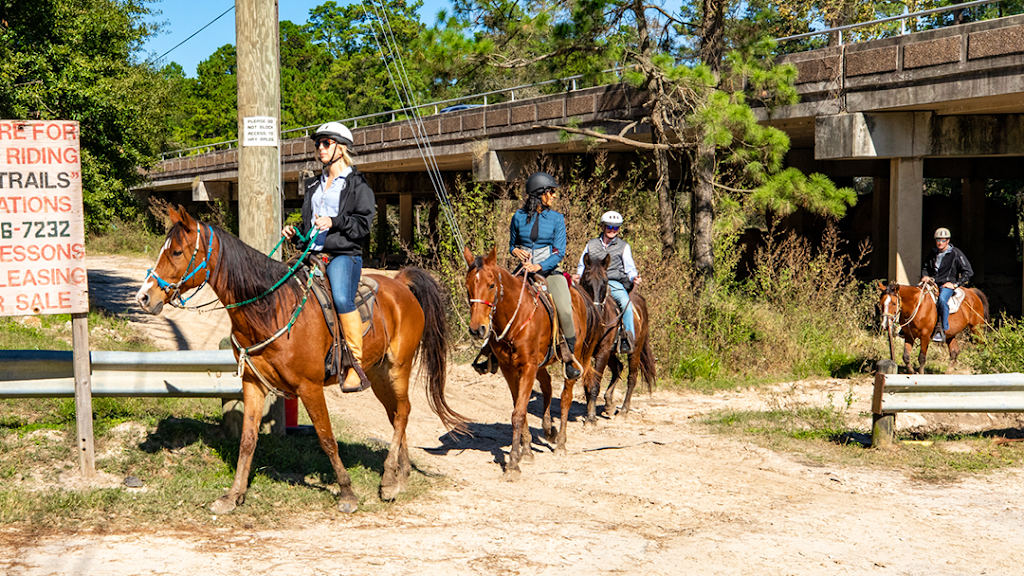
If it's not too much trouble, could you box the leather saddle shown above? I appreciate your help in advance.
[300,254,379,381]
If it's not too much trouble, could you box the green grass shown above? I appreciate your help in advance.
[0,397,435,529]
[0,308,159,353]
[702,405,1024,482]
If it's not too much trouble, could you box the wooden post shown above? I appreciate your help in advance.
[72,312,95,477]
[236,0,284,435]
[871,359,898,448]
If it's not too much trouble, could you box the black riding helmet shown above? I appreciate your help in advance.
[526,171,559,197]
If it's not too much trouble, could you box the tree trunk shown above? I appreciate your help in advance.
[692,141,715,277]
[693,0,724,277]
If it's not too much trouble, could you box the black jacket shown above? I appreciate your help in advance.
[297,169,376,257]
[921,244,973,287]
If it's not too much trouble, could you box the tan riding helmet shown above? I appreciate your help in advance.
[934,227,951,239]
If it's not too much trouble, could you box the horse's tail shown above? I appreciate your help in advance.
[972,287,990,326]
[396,267,469,434]
[639,338,656,394]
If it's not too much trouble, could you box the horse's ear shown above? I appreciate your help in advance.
[484,246,497,266]
[877,281,886,291]
[463,246,474,267]
[602,254,611,269]
[583,253,591,267]
[171,204,197,230]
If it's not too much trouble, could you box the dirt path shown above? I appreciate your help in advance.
[4,257,1024,575]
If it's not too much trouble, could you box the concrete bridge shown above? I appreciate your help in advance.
[140,14,1024,305]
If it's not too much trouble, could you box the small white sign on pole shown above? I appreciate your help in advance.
[242,115,278,147]
[0,119,93,478]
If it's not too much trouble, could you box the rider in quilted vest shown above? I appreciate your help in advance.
[572,211,643,353]
[920,227,974,343]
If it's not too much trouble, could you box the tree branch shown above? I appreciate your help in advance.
[489,45,604,69]
[642,5,695,28]
[713,182,755,194]
[533,124,679,150]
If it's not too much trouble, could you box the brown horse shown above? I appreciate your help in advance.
[576,253,656,422]
[878,281,989,373]
[463,247,601,480]
[136,206,465,514]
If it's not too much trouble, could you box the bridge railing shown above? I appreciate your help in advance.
[158,0,1011,160]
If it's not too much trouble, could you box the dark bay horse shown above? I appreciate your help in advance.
[463,247,601,480]
[577,253,656,421]
[136,206,466,514]
[878,281,989,373]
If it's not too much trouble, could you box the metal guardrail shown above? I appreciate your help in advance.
[0,350,241,399]
[871,370,1024,446]
[158,0,1013,160]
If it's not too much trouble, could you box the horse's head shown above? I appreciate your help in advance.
[135,205,214,315]
[877,281,902,331]
[463,246,501,340]
[578,253,610,307]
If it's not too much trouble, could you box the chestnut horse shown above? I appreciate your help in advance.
[577,253,656,421]
[463,247,601,480]
[878,281,989,373]
[136,206,466,514]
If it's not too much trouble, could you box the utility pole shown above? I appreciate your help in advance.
[235,0,285,435]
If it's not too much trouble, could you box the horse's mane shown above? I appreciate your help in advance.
[173,222,304,336]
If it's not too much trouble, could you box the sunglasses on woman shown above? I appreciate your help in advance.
[316,139,334,149]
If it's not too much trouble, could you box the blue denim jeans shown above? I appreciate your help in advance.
[609,280,634,337]
[936,286,955,331]
[326,255,362,314]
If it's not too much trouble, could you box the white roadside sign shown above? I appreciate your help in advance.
[0,120,87,316]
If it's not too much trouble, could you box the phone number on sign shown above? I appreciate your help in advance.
[0,220,71,239]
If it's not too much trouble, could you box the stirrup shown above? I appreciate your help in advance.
[471,346,499,375]
[340,362,372,393]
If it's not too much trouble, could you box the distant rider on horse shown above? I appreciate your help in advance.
[283,121,376,391]
[920,226,974,343]
[472,171,581,379]
[572,211,643,353]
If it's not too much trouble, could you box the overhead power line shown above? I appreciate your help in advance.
[157,5,235,62]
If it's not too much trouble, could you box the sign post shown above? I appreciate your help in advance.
[0,120,91,476]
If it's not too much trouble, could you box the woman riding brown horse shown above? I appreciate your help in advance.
[137,206,466,514]
[463,247,600,480]
[878,281,989,373]
[577,253,656,421]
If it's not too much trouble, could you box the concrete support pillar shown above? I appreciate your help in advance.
[889,158,924,284]
[376,196,388,258]
[872,176,891,280]
[961,177,986,283]
[399,193,414,247]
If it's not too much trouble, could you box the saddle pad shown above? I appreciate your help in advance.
[929,287,966,314]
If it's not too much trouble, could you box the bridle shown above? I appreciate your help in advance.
[468,266,534,342]
[145,223,215,307]
[880,286,927,332]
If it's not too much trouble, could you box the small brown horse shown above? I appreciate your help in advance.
[463,247,601,480]
[136,206,466,514]
[577,253,656,422]
[878,281,989,373]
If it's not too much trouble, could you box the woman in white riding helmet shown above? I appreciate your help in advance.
[572,210,642,352]
[283,121,376,391]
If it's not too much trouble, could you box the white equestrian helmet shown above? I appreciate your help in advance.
[934,227,951,239]
[312,121,354,147]
[600,211,624,227]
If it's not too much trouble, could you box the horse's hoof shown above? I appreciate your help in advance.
[380,483,404,501]
[544,428,558,443]
[521,448,535,463]
[337,497,359,513]
[553,445,567,457]
[502,468,522,482]
[210,495,237,515]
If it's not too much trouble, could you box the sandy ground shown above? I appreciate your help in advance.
[2,256,1024,575]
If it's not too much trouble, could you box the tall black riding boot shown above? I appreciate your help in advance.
[563,336,582,380]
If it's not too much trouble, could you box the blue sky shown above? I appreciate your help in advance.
[142,0,452,78]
